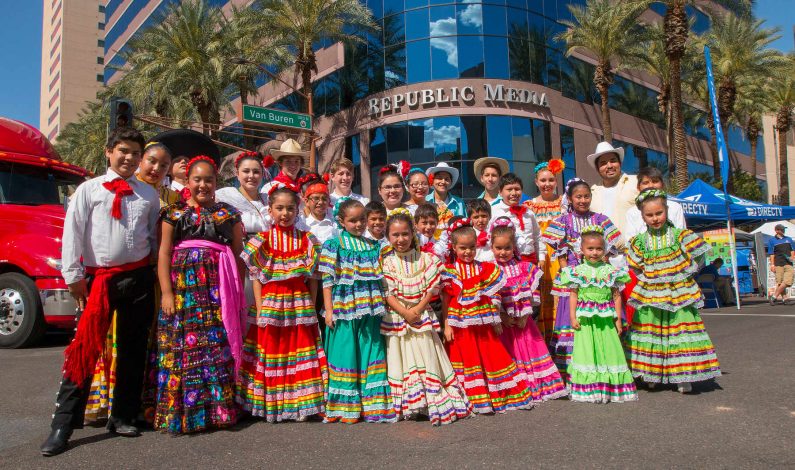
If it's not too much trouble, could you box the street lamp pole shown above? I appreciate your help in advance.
[230,57,317,170]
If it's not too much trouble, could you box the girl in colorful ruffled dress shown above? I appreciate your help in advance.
[554,225,637,403]
[380,209,472,425]
[441,219,534,413]
[542,178,624,381]
[155,156,246,434]
[236,186,328,422]
[625,189,721,393]
[319,198,396,423]
[490,217,568,402]
[525,159,566,342]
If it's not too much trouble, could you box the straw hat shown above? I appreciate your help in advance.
[271,138,309,162]
[473,156,509,177]
[586,141,624,171]
[426,161,459,186]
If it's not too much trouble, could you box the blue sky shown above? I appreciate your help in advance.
[0,1,792,130]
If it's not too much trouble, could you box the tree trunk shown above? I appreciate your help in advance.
[190,89,211,136]
[636,146,649,169]
[665,1,689,192]
[238,82,254,150]
[748,118,760,178]
[594,61,613,142]
[666,106,675,178]
[777,108,791,205]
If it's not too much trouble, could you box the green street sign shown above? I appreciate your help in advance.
[241,104,312,131]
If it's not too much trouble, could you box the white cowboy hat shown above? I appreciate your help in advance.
[473,157,509,178]
[586,141,624,171]
[426,161,459,186]
[270,138,309,161]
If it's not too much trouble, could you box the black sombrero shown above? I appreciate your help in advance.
[149,129,220,165]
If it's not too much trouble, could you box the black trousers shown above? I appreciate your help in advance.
[50,266,155,430]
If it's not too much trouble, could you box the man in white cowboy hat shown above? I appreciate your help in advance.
[260,138,309,197]
[425,161,466,217]
[473,156,531,206]
[588,141,639,238]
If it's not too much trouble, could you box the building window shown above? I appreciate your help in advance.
[98,22,105,30]
[48,107,59,125]
[96,74,104,83]
[560,125,577,184]
[99,5,106,14]
[97,57,104,65]
[98,39,105,48]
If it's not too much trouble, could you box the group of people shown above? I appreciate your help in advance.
[41,128,722,457]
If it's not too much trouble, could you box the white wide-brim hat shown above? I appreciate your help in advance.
[270,138,309,161]
[586,141,624,171]
[426,161,459,186]
[473,156,509,178]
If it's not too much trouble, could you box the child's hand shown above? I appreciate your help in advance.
[614,317,623,335]
[516,316,528,329]
[499,312,514,328]
[492,322,503,336]
[404,307,421,325]
[444,326,454,343]
[324,310,335,330]
[571,317,581,330]
[161,293,175,315]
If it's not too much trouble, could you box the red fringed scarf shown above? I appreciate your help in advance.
[102,178,134,219]
[61,257,150,385]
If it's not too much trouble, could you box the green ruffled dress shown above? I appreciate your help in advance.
[555,261,638,403]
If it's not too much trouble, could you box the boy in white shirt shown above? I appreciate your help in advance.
[328,157,369,207]
[363,201,389,249]
[297,175,338,244]
[490,173,541,263]
[624,166,687,240]
[468,198,494,262]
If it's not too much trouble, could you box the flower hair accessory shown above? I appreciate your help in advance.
[332,196,351,223]
[186,155,217,174]
[488,216,515,233]
[380,160,410,179]
[387,207,411,221]
[234,151,262,168]
[267,181,297,197]
[580,224,605,237]
[547,159,565,174]
[262,154,275,168]
[635,188,667,208]
[322,172,330,183]
[447,217,472,236]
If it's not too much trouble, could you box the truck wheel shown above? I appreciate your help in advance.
[0,273,46,348]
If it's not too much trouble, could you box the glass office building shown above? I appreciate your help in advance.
[103,0,766,199]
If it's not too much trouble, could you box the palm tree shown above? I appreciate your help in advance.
[119,0,228,135]
[54,101,108,172]
[733,75,772,178]
[658,0,753,191]
[707,13,784,168]
[253,0,377,167]
[557,0,649,141]
[769,55,795,205]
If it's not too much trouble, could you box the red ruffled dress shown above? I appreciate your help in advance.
[441,260,534,413]
[236,225,328,422]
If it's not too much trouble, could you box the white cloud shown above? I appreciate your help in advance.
[430,17,458,67]
[458,4,482,29]
[425,124,461,147]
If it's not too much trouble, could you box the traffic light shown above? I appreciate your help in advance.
[109,97,133,131]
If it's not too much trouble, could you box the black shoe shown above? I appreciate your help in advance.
[40,427,72,457]
[106,417,140,437]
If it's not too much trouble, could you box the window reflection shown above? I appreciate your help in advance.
[457,2,483,35]
[407,39,431,83]
[458,35,484,78]
[405,8,429,40]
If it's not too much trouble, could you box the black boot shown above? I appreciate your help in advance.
[40,427,72,457]
[106,417,140,437]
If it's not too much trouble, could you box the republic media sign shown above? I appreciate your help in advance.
[367,82,550,116]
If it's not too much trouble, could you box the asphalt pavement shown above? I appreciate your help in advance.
[1,299,794,469]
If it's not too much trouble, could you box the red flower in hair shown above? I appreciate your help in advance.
[262,154,275,168]
[322,173,330,183]
[396,160,410,179]
[428,173,434,185]
[186,155,217,174]
[547,158,565,175]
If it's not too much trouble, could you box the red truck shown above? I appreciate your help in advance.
[0,117,91,347]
